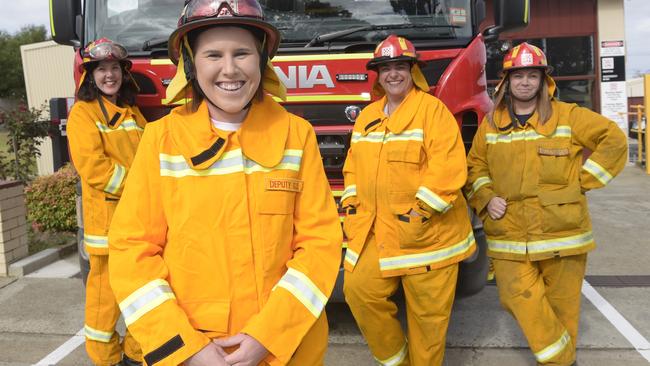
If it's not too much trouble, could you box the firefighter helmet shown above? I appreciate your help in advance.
[501,42,550,72]
[78,38,130,74]
[367,35,429,96]
[366,34,422,70]
[168,0,280,64]
[77,38,136,91]
[496,42,556,96]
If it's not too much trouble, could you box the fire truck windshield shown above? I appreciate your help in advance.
[263,0,473,45]
[89,0,472,53]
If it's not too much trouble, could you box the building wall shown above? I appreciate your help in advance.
[20,41,76,176]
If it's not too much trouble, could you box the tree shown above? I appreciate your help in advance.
[0,101,50,182]
[0,25,49,100]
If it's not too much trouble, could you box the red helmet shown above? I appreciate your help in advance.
[168,0,280,64]
[496,42,556,97]
[366,35,421,70]
[502,42,550,72]
[78,38,130,74]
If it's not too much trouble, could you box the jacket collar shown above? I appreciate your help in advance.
[493,102,558,137]
[239,94,290,168]
[385,88,424,134]
[168,95,290,170]
[94,96,129,128]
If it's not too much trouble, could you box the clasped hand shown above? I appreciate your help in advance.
[185,333,269,366]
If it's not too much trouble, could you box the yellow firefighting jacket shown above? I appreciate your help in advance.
[67,97,146,255]
[341,88,476,278]
[108,96,342,366]
[465,100,628,261]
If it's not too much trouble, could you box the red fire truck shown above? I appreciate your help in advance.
[50,0,529,299]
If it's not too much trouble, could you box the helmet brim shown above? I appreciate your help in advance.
[168,17,280,64]
[366,56,424,71]
[499,64,554,77]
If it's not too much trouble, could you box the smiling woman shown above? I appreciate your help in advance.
[66,37,148,366]
[106,1,342,366]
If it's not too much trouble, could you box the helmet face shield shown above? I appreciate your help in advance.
[182,0,264,25]
[168,0,280,64]
[83,39,128,62]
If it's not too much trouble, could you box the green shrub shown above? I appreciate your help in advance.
[25,164,78,232]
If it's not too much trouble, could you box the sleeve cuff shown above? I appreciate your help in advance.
[582,158,613,186]
[415,186,453,214]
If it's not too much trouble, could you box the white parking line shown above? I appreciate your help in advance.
[33,328,85,366]
[582,280,650,363]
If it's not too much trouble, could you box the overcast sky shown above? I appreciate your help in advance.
[1,0,649,77]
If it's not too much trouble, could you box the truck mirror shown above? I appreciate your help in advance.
[50,0,82,47]
[483,0,530,43]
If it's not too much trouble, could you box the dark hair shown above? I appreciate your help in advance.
[76,61,139,106]
[186,24,266,112]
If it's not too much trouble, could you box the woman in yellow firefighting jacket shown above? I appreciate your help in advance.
[107,1,342,366]
[465,42,627,366]
[67,38,146,366]
[342,35,475,366]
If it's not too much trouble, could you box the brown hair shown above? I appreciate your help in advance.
[186,25,266,112]
[76,61,139,106]
[488,71,553,128]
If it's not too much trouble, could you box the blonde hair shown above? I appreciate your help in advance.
[488,71,553,128]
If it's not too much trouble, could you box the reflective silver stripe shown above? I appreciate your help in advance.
[467,176,492,199]
[344,248,359,267]
[486,126,571,144]
[535,330,570,362]
[160,149,302,177]
[385,129,424,143]
[274,268,327,318]
[341,185,357,203]
[84,234,108,249]
[119,279,176,326]
[351,129,424,144]
[84,324,113,343]
[582,158,613,185]
[351,131,385,144]
[488,231,594,255]
[375,340,408,366]
[380,231,474,271]
[487,239,527,255]
[415,186,451,213]
[95,119,143,133]
[104,163,126,194]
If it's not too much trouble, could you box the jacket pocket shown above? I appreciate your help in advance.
[258,190,295,272]
[178,300,230,335]
[538,185,583,233]
[390,193,438,249]
[386,142,421,190]
[396,213,438,249]
[484,215,508,236]
[537,142,571,185]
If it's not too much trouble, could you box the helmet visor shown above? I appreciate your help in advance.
[84,42,128,61]
[183,0,263,24]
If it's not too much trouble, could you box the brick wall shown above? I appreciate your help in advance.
[0,181,29,276]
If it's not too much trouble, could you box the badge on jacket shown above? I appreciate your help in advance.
[266,178,304,193]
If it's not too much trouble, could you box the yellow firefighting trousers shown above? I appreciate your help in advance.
[493,254,587,366]
[344,234,458,366]
[85,255,141,365]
